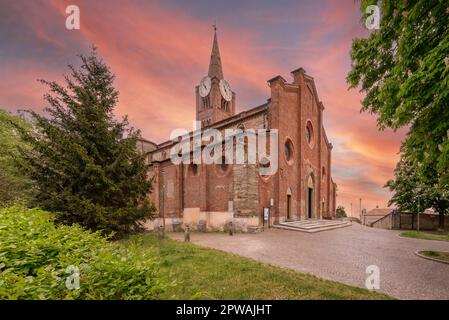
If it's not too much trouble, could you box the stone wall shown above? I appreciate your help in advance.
[370,214,392,229]
[392,213,449,230]
[233,163,259,217]
[363,215,388,226]
[368,213,449,230]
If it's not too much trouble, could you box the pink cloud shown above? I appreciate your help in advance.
[0,0,406,214]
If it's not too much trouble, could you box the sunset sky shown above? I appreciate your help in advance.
[0,0,407,215]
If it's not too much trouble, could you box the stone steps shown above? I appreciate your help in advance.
[272,219,351,233]
[282,220,349,229]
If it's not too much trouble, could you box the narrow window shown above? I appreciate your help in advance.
[203,96,210,109]
[221,98,229,111]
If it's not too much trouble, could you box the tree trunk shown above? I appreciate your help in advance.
[438,212,445,231]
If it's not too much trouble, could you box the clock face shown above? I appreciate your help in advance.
[219,79,232,102]
[199,76,211,97]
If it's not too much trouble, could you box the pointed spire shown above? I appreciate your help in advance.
[208,25,224,80]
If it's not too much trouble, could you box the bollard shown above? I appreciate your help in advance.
[158,225,165,240]
[184,225,190,242]
[229,221,234,236]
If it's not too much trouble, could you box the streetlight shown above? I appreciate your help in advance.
[415,186,422,232]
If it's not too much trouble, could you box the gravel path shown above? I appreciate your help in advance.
[171,224,449,300]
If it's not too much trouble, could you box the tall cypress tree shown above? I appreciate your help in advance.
[16,49,155,237]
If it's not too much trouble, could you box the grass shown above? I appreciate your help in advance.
[120,234,392,300]
[418,251,449,263]
[400,230,449,242]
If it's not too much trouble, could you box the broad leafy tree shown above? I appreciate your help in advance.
[15,50,155,236]
[336,206,347,218]
[348,0,449,227]
[386,155,448,229]
[385,155,430,213]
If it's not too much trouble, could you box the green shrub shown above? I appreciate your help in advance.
[0,206,167,299]
[336,206,347,218]
[0,109,32,206]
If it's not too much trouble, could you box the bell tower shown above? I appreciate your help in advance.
[195,26,236,127]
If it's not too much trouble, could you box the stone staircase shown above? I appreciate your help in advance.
[273,219,351,233]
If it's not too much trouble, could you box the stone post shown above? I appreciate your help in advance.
[158,225,165,240]
[184,225,190,242]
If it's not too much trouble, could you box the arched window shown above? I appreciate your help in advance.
[284,138,294,164]
[259,157,271,178]
[221,97,229,112]
[203,96,210,109]
[215,156,229,176]
[220,156,228,172]
[190,164,199,176]
[306,121,314,147]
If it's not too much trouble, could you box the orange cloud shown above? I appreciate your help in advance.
[1,0,407,214]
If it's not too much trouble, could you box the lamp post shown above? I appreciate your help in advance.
[415,186,422,232]
[359,198,362,220]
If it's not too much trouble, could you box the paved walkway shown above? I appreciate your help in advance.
[171,224,449,299]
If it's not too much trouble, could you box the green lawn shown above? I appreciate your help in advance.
[400,231,449,242]
[419,251,449,263]
[120,234,392,300]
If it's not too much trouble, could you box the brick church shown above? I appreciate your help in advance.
[138,29,337,232]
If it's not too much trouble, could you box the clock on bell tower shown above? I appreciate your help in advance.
[195,26,236,127]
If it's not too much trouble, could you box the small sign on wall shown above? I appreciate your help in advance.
[264,207,270,221]
[228,201,234,212]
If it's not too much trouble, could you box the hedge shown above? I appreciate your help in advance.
[0,206,167,299]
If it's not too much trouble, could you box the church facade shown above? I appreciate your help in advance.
[139,30,337,232]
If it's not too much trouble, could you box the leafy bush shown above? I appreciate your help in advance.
[0,110,31,206]
[336,206,347,218]
[0,206,167,299]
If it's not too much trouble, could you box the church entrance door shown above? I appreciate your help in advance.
[307,188,313,218]
[287,195,291,220]
[305,173,315,219]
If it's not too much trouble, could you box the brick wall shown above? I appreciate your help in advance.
[146,68,336,230]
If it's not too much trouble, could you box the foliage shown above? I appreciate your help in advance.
[401,231,449,242]
[385,156,431,212]
[386,155,448,228]
[419,250,449,263]
[0,110,31,206]
[348,0,449,228]
[13,49,155,237]
[336,206,347,218]
[0,206,166,300]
